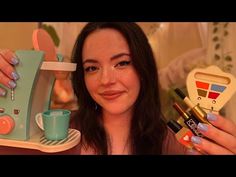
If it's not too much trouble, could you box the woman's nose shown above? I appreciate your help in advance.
[100,67,116,85]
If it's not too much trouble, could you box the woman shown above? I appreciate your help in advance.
[1,22,236,155]
[71,22,170,154]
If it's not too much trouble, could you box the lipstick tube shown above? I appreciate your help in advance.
[174,88,211,125]
[167,119,194,149]
[176,116,188,128]
[173,103,203,137]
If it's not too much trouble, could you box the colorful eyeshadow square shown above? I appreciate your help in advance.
[208,92,220,99]
[211,84,226,92]
[196,81,209,90]
[197,89,207,97]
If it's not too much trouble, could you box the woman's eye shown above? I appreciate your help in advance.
[115,61,131,68]
[84,66,98,73]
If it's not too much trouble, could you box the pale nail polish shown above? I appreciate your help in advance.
[186,148,199,155]
[191,136,202,144]
[11,71,20,80]
[8,81,16,89]
[0,90,6,96]
[198,123,208,132]
[207,113,217,121]
[11,57,19,65]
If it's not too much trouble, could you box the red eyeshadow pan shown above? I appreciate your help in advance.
[208,92,220,99]
[196,81,209,90]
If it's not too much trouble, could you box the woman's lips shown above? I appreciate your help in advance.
[99,91,125,100]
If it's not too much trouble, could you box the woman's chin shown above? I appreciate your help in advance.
[102,105,133,116]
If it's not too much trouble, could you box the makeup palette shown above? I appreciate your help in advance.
[186,65,236,114]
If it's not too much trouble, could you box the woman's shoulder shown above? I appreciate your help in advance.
[162,129,188,155]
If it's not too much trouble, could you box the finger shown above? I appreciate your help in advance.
[0,71,17,89]
[0,54,20,81]
[207,113,236,137]
[0,87,7,97]
[191,136,234,155]
[185,148,204,155]
[197,123,236,153]
[0,49,19,65]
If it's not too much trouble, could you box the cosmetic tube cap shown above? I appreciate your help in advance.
[167,120,182,133]
[174,88,186,99]
[190,104,210,124]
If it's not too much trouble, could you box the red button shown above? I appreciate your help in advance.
[0,115,15,135]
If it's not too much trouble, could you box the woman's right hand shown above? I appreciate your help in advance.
[0,49,20,97]
[190,113,236,155]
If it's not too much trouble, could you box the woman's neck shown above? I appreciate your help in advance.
[102,110,132,155]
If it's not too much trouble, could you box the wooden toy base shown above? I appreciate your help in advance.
[0,129,80,153]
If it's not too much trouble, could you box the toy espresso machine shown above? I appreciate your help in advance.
[0,29,81,153]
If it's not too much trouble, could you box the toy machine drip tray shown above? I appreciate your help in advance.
[0,129,81,153]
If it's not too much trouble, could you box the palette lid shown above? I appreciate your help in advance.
[186,65,236,112]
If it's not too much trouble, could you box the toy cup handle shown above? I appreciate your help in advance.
[35,113,44,130]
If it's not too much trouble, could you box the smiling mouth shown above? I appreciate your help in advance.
[99,91,125,100]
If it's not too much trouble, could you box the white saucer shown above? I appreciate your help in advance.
[40,61,77,72]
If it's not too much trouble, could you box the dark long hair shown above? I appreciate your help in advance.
[71,22,167,154]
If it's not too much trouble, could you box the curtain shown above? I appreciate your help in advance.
[207,22,236,123]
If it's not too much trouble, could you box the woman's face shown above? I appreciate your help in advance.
[82,28,140,115]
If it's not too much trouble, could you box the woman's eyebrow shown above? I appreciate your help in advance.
[110,53,130,60]
[83,59,98,65]
[83,53,130,64]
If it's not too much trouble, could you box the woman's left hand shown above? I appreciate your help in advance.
[190,113,236,155]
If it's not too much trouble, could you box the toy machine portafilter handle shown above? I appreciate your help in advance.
[32,28,77,80]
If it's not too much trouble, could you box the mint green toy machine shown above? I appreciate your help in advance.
[0,50,62,140]
[0,50,81,153]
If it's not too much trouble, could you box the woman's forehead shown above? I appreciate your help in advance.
[82,28,130,60]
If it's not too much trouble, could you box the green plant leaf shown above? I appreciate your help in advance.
[214,54,221,60]
[224,31,229,36]
[215,43,220,50]
[226,64,233,68]
[224,23,229,28]
[224,56,232,61]
[224,64,233,73]
[42,24,60,47]
[213,27,218,33]
[212,36,219,42]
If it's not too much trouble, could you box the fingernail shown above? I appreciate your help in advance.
[8,81,16,89]
[207,113,217,121]
[11,57,19,65]
[198,123,208,132]
[0,90,6,96]
[186,148,199,155]
[11,71,20,80]
[191,136,202,144]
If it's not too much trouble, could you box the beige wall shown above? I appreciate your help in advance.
[0,22,38,50]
